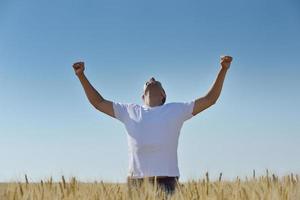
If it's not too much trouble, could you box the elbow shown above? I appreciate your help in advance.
[206,96,217,105]
[209,100,217,107]
[90,99,105,110]
[91,103,99,110]
[211,99,217,105]
[87,99,98,109]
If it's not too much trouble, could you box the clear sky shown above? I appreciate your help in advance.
[0,0,299,183]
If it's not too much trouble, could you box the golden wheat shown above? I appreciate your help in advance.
[0,171,299,200]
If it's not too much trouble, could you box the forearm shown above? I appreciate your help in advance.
[205,67,228,103]
[77,73,105,107]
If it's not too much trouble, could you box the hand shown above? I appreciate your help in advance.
[73,61,85,76]
[220,55,233,70]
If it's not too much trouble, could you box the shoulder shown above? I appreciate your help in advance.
[112,102,141,121]
[165,101,195,121]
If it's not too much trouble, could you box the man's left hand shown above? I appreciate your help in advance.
[220,55,233,70]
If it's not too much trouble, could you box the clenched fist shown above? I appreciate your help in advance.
[220,55,233,70]
[73,61,85,76]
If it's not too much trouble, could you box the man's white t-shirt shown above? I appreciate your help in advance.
[112,101,195,179]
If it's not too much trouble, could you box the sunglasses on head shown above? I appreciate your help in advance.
[145,81,162,87]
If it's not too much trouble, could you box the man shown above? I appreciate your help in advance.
[72,55,233,195]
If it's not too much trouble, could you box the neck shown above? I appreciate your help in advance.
[145,101,162,107]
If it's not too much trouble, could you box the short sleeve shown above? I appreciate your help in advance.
[112,102,130,123]
[175,100,195,122]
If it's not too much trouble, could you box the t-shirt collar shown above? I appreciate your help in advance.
[142,104,163,109]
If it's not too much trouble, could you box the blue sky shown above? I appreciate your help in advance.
[0,0,299,183]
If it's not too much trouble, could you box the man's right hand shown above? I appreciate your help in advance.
[73,61,85,76]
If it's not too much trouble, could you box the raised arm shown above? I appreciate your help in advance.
[72,61,115,118]
[192,55,233,116]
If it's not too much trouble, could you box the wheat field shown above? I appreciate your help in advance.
[0,171,299,200]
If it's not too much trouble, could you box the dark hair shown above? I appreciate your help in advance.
[161,96,166,105]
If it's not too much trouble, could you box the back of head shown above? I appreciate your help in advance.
[143,77,166,105]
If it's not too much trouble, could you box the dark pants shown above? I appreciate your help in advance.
[127,176,179,196]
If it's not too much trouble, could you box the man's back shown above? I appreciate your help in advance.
[113,101,195,178]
